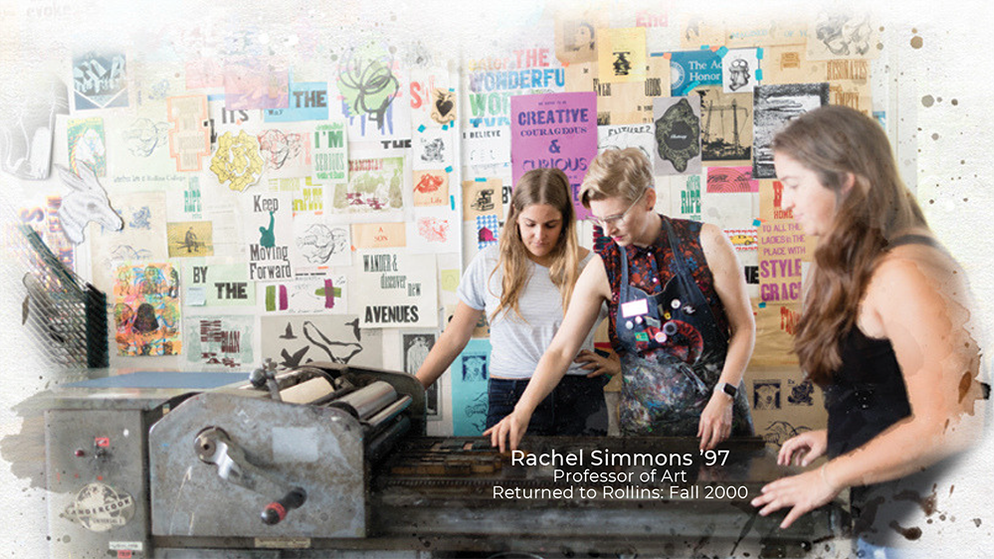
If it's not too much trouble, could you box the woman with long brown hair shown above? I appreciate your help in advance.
[750,105,985,551]
[416,167,615,434]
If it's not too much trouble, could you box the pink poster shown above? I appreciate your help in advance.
[511,92,597,219]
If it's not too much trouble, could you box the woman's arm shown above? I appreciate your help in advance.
[752,249,985,528]
[414,301,483,389]
[698,223,756,450]
[484,255,613,451]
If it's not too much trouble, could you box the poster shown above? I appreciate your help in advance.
[294,217,351,271]
[182,260,255,307]
[652,96,702,175]
[563,57,670,126]
[71,50,128,111]
[412,169,450,207]
[242,191,295,281]
[67,117,106,177]
[451,338,491,436]
[597,27,647,83]
[408,207,459,254]
[260,314,382,368]
[357,251,437,328]
[331,155,405,215]
[597,123,655,161]
[721,48,761,93]
[462,178,503,221]
[689,85,752,166]
[112,262,181,356]
[752,83,829,179]
[166,221,213,257]
[510,91,598,219]
[312,121,348,182]
[263,78,330,122]
[401,332,441,420]
[257,123,313,178]
[667,50,722,95]
[166,95,211,172]
[184,315,254,369]
[706,166,758,193]
[258,275,347,314]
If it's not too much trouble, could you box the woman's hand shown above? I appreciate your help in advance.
[482,409,532,453]
[697,392,733,450]
[751,465,842,529]
[574,350,620,378]
[777,430,828,467]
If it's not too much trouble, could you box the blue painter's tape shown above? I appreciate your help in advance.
[442,124,448,131]
[700,45,710,50]
[649,52,666,57]
[753,219,762,227]
[757,48,764,60]
[716,46,728,58]
[450,195,455,210]
[445,165,453,173]
[475,177,487,182]
[755,69,764,81]
[417,124,426,133]
[758,301,767,309]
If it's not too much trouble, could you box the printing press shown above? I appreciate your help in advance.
[42,362,851,558]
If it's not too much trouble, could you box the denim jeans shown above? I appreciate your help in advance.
[485,375,608,435]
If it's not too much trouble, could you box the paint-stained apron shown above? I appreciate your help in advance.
[616,219,754,436]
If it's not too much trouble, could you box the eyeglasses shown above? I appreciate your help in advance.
[590,188,647,228]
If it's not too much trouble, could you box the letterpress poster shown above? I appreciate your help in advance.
[511,91,598,219]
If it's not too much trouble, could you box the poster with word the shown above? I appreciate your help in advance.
[182,261,255,307]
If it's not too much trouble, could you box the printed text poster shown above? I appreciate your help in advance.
[511,92,598,219]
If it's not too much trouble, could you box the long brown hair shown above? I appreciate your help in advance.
[490,168,582,323]
[772,105,928,384]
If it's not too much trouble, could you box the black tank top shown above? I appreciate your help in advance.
[824,234,940,458]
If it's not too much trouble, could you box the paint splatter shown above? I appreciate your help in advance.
[911,35,923,49]
[889,521,923,540]
[922,95,935,107]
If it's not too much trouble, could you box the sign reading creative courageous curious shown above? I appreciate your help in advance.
[357,251,438,328]
[510,91,597,220]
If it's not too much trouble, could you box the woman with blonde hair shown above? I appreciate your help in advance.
[486,147,755,450]
[750,105,985,551]
[416,167,615,434]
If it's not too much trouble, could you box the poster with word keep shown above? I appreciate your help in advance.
[242,191,295,281]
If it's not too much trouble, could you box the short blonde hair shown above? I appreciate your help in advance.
[579,147,653,208]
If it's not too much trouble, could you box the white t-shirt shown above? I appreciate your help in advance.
[457,245,607,379]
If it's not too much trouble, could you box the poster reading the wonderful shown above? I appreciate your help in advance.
[511,91,598,220]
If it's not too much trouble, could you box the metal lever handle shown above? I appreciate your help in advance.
[261,488,307,525]
[194,427,305,525]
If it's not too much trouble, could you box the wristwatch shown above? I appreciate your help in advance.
[714,381,737,398]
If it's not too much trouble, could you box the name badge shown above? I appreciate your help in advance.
[620,299,648,318]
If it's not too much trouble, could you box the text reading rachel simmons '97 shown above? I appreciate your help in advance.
[510,448,731,468]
